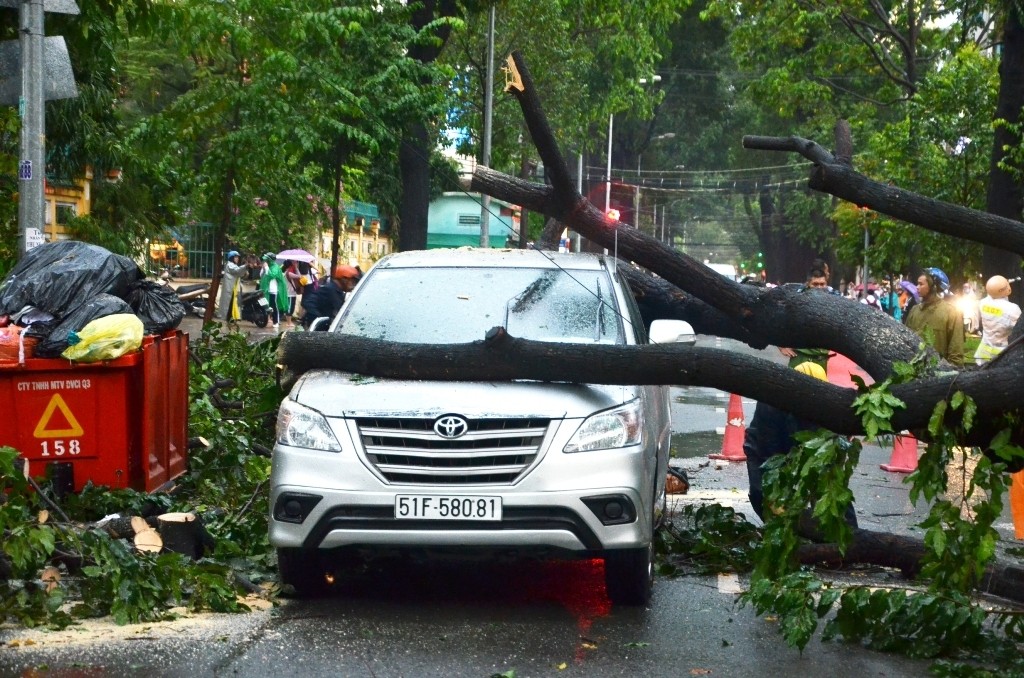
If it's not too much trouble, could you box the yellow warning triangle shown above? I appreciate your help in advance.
[33,393,84,438]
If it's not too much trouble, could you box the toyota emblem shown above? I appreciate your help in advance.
[434,415,469,439]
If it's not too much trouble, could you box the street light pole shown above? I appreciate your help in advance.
[605,76,662,219]
[479,4,495,248]
[604,113,613,216]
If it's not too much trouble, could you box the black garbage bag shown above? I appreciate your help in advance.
[0,241,142,318]
[125,280,185,334]
[32,294,134,358]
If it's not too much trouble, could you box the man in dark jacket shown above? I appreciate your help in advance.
[300,265,360,330]
[744,361,858,528]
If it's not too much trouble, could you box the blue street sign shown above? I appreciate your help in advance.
[19,160,32,180]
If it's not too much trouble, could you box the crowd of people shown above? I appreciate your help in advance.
[745,259,1022,531]
[789,263,1022,367]
[215,249,361,330]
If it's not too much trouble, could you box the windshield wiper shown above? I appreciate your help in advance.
[594,279,604,342]
[504,271,557,329]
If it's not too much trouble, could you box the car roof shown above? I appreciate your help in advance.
[373,248,609,271]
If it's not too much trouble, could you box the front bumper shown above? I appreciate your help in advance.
[269,486,648,553]
[268,434,656,554]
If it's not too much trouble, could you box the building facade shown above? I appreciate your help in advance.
[427,192,519,249]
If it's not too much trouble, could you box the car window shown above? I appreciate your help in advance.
[335,266,624,345]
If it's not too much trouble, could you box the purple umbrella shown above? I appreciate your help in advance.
[276,248,317,264]
[899,279,921,302]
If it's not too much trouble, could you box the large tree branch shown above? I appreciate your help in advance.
[277,330,1024,449]
[742,135,1024,254]
[471,52,934,382]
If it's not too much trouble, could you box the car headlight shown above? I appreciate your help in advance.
[276,399,342,452]
[564,401,643,453]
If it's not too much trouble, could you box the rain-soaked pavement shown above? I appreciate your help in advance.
[1,334,1017,677]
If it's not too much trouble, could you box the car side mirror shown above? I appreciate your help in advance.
[649,319,696,345]
[309,316,331,332]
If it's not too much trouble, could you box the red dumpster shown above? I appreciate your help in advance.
[0,330,189,492]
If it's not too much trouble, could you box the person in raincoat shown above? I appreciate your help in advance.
[905,267,964,364]
[975,275,1021,365]
[258,252,290,329]
[216,250,247,321]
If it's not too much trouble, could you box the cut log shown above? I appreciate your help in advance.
[101,515,150,540]
[157,512,202,559]
[39,565,60,593]
[133,528,163,553]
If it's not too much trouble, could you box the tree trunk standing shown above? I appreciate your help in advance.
[331,143,345,272]
[397,0,458,253]
[756,184,783,283]
[398,128,430,251]
[985,6,1024,306]
[519,148,531,248]
[206,162,237,325]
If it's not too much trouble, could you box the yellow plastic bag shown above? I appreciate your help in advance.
[61,314,144,362]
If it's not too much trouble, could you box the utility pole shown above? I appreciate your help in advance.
[0,0,80,258]
[479,4,495,248]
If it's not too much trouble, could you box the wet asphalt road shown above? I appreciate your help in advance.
[3,332,1009,677]
[0,555,936,678]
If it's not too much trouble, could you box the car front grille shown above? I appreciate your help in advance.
[354,417,550,485]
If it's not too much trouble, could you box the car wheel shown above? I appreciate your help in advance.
[277,547,330,597]
[604,543,653,606]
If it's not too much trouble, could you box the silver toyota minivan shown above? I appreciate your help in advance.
[270,248,692,604]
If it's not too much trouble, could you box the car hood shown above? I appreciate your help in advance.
[290,369,640,419]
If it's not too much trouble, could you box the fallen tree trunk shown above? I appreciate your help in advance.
[277,328,1024,451]
[796,528,1024,605]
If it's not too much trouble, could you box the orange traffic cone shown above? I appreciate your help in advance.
[1010,470,1024,540]
[881,432,919,473]
[710,393,746,462]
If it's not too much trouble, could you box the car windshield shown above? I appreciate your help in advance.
[335,266,625,345]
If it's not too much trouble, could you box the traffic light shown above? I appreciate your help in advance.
[605,208,620,222]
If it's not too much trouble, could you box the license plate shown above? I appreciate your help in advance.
[257,297,269,307]
[395,495,502,521]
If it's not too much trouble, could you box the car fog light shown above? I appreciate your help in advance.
[273,493,323,524]
[581,494,636,526]
[604,501,623,520]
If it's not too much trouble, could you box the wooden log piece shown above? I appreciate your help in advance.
[157,512,202,559]
[133,528,163,553]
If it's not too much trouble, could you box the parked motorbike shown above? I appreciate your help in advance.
[239,289,270,328]
[176,282,210,318]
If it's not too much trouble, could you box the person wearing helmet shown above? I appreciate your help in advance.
[905,267,964,364]
[258,252,289,330]
[216,250,246,321]
[742,361,859,529]
[975,275,1021,365]
[299,264,361,330]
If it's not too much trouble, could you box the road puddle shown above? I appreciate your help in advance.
[670,430,723,459]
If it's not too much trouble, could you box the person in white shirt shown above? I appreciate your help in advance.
[975,275,1022,365]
